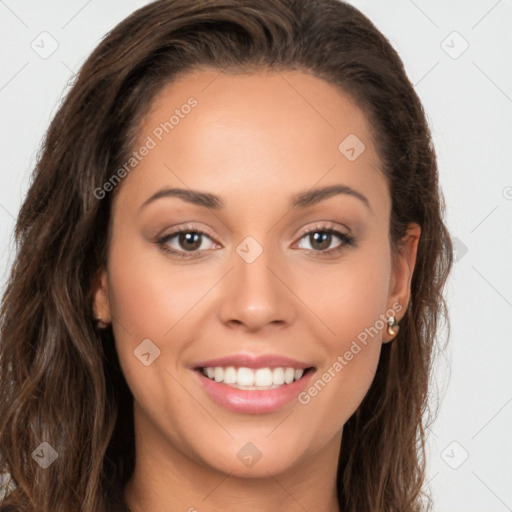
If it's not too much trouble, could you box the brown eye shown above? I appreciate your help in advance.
[177,232,203,251]
[157,229,218,257]
[295,227,354,255]
[308,231,332,251]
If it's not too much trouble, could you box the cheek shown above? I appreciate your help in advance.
[105,238,209,425]
[295,241,391,345]
[292,244,390,424]
[106,232,216,340]
[104,233,222,401]
[297,339,381,438]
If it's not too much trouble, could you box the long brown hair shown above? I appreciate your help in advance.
[0,1,453,510]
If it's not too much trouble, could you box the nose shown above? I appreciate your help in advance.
[218,247,297,332]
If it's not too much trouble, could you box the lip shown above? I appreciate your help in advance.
[194,366,316,414]
[192,353,312,370]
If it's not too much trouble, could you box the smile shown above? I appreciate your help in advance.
[194,366,316,414]
[200,366,307,390]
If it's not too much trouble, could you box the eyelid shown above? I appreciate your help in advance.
[155,223,222,257]
[294,221,351,240]
[159,223,219,242]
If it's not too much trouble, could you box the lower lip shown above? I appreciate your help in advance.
[194,368,315,414]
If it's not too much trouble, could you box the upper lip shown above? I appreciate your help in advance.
[193,353,314,370]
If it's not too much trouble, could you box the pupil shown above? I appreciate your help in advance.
[311,232,331,250]
[179,232,201,251]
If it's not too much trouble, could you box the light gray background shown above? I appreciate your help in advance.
[1,1,511,510]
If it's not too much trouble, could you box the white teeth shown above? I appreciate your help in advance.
[255,368,273,387]
[214,367,224,382]
[284,367,295,384]
[223,366,237,384]
[237,367,254,386]
[273,367,285,385]
[201,366,308,389]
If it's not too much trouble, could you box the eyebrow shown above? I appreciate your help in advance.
[139,184,371,212]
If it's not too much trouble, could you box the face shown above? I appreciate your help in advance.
[93,69,419,481]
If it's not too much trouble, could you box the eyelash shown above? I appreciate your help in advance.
[156,223,355,259]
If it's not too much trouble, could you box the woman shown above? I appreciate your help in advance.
[0,0,453,510]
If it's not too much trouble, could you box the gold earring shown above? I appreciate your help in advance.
[387,316,400,337]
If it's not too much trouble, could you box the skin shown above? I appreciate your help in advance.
[93,68,420,512]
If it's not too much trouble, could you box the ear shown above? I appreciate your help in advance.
[383,223,421,343]
[92,269,112,325]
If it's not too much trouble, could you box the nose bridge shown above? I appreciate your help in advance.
[218,237,295,330]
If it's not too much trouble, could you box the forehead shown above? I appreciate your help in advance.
[140,67,375,157]
[117,68,387,215]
